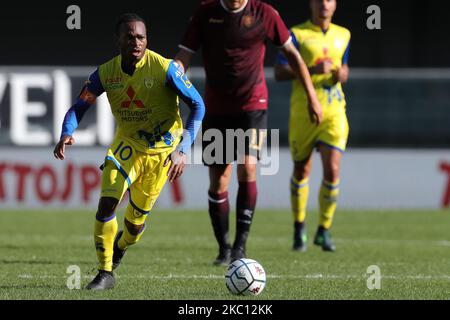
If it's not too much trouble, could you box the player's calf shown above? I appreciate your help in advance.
[94,197,120,273]
[113,221,146,270]
[112,230,125,270]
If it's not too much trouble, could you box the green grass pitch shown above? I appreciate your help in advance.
[0,208,449,300]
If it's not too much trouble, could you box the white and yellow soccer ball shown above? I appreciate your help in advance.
[225,258,266,296]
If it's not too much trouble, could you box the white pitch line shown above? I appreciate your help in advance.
[246,237,450,247]
[331,238,450,247]
[436,241,450,247]
[17,274,450,281]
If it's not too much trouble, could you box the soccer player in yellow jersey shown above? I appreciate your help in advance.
[53,13,205,289]
[275,0,350,252]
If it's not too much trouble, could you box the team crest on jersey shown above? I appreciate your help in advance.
[132,208,143,219]
[144,77,155,89]
[242,15,254,28]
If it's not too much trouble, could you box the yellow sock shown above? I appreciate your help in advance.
[318,180,340,229]
[118,221,146,251]
[94,214,118,272]
[290,177,309,223]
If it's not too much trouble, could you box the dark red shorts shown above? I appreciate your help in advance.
[201,110,268,165]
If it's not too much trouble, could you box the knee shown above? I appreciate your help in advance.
[293,162,311,181]
[209,166,232,194]
[210,177,229,194]
[324,164,340,183]
[97,197,119,219]
[237,163,257,182]
[125,219,145,236]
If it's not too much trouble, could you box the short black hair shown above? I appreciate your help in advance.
[115,13,146,36]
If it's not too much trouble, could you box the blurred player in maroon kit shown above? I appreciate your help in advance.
[176,0,322,265]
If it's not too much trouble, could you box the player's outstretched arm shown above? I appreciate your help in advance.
[280,41,323,125]
[53,69,104,160]
[164,60,205,182]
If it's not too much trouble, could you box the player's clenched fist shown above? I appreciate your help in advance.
[332,65,349,84]
[313,60,334,75]
[53,135,75,160]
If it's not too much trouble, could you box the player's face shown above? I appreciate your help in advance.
[310,0,336,20]
[117,21,147,61]
[223,0,247,11]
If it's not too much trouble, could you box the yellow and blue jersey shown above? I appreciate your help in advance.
[61,49,204,154]
[277,21,351,119]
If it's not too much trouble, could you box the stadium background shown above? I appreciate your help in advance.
[0,0,449,210]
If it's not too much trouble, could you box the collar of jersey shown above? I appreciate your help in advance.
[307,20,333,34]
[220,0,248,13]
[118,49,148,76]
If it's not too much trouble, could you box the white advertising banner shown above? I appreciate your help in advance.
[0,148,449,210]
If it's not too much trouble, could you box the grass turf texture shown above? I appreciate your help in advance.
[0,209,449,299]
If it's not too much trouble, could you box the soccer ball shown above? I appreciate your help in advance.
[225,258,266,296]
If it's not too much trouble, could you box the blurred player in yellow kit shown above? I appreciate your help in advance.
[275,0,350,252]
[53,13,205,289]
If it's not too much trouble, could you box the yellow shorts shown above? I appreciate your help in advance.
[289,112,349,162]
[100,138,172,225]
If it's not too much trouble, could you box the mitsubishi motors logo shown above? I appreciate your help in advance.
[121,86,144,108]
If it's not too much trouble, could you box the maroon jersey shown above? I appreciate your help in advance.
[179,0,291,115]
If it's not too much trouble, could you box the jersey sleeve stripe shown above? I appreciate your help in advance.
[178,44,196,54]
[277,35,292,49]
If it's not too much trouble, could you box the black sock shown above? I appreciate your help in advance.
[234,181,257,250]
[294,221,304,239]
